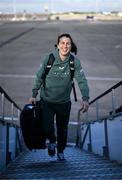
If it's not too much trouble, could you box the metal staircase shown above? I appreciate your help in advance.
[0,81,122,179]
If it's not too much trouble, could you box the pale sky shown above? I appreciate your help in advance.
[0,0,122,13]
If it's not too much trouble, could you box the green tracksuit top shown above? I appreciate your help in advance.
[32,49,89,103]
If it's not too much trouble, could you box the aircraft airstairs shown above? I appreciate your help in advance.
[0,81,122,179]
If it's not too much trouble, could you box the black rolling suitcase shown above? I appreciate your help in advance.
[20,101,46,150]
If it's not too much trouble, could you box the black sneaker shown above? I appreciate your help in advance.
[48,143,56,157]
[57,152,65,161]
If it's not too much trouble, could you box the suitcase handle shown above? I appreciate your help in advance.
[32,102,36,118]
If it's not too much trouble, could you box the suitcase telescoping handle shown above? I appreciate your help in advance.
[32,102,36,118]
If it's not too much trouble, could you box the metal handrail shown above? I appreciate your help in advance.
[89,81,122,105]
[0,86,21,111]
[0,86,23,169]
[76,81,122,154]
[78,81,122,121]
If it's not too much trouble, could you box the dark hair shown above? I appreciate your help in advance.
[55,33,77,55]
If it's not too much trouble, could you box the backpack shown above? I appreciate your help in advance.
[41,53,77,101]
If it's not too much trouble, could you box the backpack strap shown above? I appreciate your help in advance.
[69,54,77,102]
[45,53,55,76]
[69,54,75,80]
[41,53,55,88]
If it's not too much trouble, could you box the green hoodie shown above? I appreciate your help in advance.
[32,49,89,103]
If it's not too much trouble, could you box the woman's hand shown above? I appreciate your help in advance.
[81,100,89,112]
[29,97,36,104]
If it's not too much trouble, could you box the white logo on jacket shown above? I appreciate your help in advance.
[59,66,64,70]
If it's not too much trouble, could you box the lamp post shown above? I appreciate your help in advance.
[44,5,49,20]
[13,0,16,19]
[95,0,98,14]
[50,0,54,13]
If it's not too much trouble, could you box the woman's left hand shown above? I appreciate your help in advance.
[81,100,89,112]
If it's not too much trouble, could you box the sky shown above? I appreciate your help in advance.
[0,0,122,13]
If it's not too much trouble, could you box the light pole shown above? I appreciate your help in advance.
[95,0,98,14]
[13,0,16,19]
[50,0,54,13]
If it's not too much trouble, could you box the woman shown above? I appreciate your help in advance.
[29,33,89,160]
